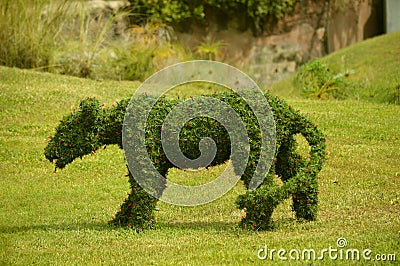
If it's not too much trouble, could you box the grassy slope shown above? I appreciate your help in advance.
[0,65,399,265]
[270,31,400,103]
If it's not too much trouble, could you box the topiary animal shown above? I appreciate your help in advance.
[45,91,326,231]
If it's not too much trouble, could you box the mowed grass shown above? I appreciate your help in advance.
[0,65,399,265]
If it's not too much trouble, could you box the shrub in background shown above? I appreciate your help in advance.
[45,91,326,231]
[127,0,299,35]
[52,2,129,79]
[387,82,400,105]
[195,36,227,61]
[0,0,192,82]
[93,21,192,81]
[0,0,70,69]
[53,13,192,81]
[294,60,353,100]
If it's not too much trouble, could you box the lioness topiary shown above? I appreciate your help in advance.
[45,91,326,231]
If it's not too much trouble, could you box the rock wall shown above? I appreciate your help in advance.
[175,0,384,87]
[327,0,384,53]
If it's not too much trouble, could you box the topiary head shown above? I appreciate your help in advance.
[44,97,102,170]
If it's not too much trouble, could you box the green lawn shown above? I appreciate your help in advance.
[0,64,399,265]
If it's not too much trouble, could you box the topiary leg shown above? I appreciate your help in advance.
[236,172,291,230]
[109,168,160,231]
[291,174,319,221]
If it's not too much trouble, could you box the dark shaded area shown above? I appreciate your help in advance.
[364,0,385,39]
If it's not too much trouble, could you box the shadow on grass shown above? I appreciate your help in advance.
[159,217,303,233]
[0,218,306,235]
[160,220,238,232]
[0,221,114,234]
[0,221,238,235]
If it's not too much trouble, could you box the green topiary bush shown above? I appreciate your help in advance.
[45,91,326,231]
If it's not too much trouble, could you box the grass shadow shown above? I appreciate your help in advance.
[0,217,315,235]
[0,221,114,234]
[159,217,308,233]
[159,220,238,232]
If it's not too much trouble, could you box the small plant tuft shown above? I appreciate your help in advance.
[294,60,353,100]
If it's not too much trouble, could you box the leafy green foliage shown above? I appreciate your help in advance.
[196,36,226,60]
[294,60,354,100]
[128,0,299,34]
[45,91,326,231]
